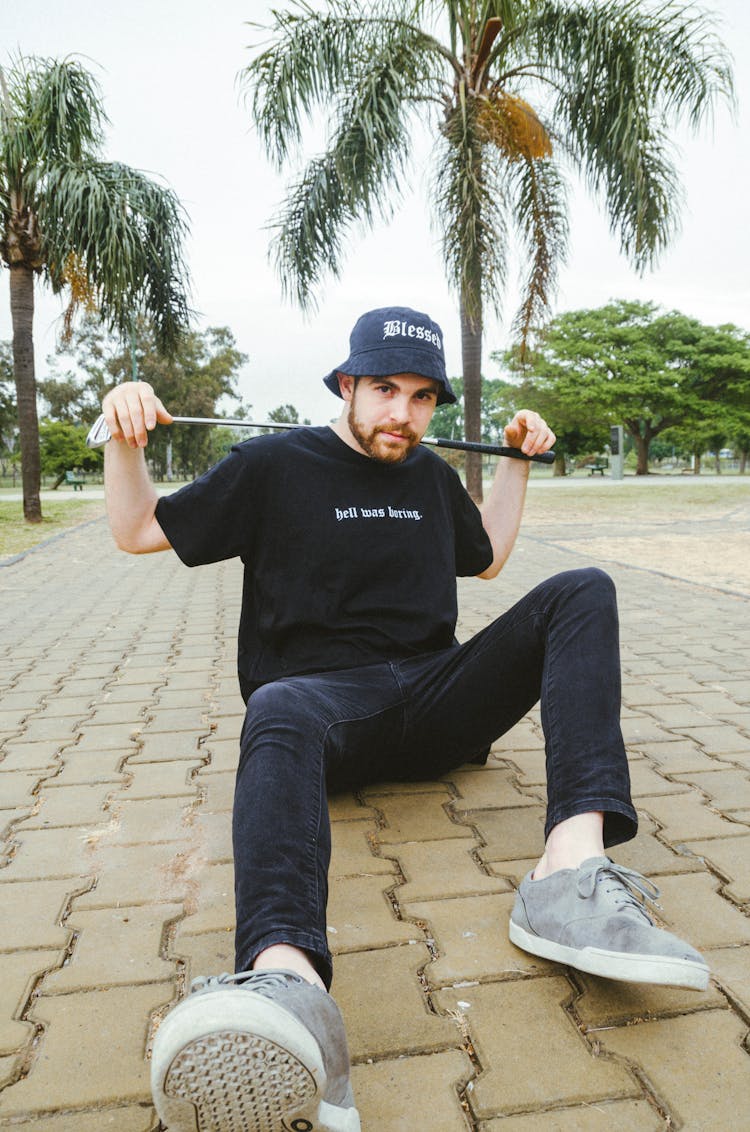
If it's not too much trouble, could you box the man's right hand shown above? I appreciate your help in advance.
[102,381,173,449]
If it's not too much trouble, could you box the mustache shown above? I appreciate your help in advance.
[372,423,419,444]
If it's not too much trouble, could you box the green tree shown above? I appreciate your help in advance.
[0,55,190,521]
[38,419,101,485]
[504,301,750,474]
[430,375,517,445]
[242,0,732,498]
[99,319,247,479]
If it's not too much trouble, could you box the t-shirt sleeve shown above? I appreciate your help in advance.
[155,443,261,566]
[447,469,494,576]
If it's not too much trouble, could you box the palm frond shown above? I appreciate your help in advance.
[508,154,568,353]
[39,160,191,352]
[520,0,734,270]
[241,0,449,167]
[433,91,509,328]
[27,56,106,162]
[265,7,445,307]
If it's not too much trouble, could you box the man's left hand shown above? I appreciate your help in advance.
[504,411,556,460]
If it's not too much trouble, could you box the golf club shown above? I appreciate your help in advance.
[86,413,556,463]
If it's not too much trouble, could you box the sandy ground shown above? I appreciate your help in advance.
[521,477,750,597]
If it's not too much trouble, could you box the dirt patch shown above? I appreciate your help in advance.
[521,479,750,596]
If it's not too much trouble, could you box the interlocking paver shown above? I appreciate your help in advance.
[73,842,194,908]
[111,760,202,799]
[405,892,548,984]
[0,983,169,1116]
[0,877,89,950]
[637,791,749,841]
[329,819,395,878]
[447,765,543,810]
[706,944,750,1016]
[368,789,474,843]
[42,903,182,991]
[392,838,512,902]
[671,767,750,810]
[480,1099,662,1130]
[1,825,96,881]
[351,1050,473,1131]
[436,978,637,1119]
[687,833,750,902]
[328,875,419,952]
[12,1109,155,1131]
[598,1011,750,1127]
[2,498,749,1128]
[16,781,114,830]
[472,805,548,862]
[0,949,62,1055]
[335,946,458,1059]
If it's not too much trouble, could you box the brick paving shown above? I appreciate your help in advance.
[1,513,749,1130]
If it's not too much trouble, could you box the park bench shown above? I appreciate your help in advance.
[65,470,86,491]
[585,462,607,476]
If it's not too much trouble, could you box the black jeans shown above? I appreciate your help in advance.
[233,567,637,988]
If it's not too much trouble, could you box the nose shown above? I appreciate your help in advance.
[387,395,411,422]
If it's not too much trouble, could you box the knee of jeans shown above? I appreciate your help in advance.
[240,680,323,749]
[571,566,617,606]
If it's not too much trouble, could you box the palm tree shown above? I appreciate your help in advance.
[0,55,190,521]
[241,0,733,499]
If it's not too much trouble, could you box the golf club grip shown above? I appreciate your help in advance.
[432,437,556,464]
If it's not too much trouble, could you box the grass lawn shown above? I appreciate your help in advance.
[0,497,106,560]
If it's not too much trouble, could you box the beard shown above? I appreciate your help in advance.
[347,402,420,464]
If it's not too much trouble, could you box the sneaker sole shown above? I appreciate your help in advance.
[509,919,709,990]
[151,989,361,1132]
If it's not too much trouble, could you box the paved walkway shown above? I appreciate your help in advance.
[1,516,749,1130]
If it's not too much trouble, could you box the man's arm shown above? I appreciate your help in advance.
[477,410,555,580]
[101,381,173,555]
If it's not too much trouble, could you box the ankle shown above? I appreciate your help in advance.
[252,944,327,991]
[534,812,605,881]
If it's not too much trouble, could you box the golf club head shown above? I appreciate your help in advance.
[86,414,112,448]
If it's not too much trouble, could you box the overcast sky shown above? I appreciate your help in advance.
[1,0,747,422]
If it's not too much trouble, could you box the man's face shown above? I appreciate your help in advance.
[341,374,440,464]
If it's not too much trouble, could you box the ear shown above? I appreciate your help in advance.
[337,373,356,403]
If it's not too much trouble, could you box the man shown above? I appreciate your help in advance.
[101,306,707,1132]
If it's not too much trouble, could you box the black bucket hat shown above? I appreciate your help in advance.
[323,306,457,405]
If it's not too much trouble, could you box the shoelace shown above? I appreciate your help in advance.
[576,859,662,923]
[189,969,303,996]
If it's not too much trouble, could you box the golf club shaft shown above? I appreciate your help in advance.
[86,413,555,464]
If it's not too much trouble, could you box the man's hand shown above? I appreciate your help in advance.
[102,381,173,449]
[503,410,556,461]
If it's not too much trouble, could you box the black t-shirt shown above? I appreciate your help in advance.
[155,427,493,694]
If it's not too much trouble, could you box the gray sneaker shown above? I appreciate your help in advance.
[151,969,361,1132]
[509,856,709,990]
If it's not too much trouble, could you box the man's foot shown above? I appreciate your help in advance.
[509,856,709,990]
[151,969,361,1131]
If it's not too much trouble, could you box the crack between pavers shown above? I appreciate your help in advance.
[0,877,98,1094]
[562,976,680,1129]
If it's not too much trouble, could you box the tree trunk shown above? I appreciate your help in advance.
[634,433,650,475]
[553,452,566,477]
[693,451,702,475]
[10,264,42,521]
[460,294,483,502]
[739,450,747,474]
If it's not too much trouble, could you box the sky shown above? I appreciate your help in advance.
[1,0,748,424]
